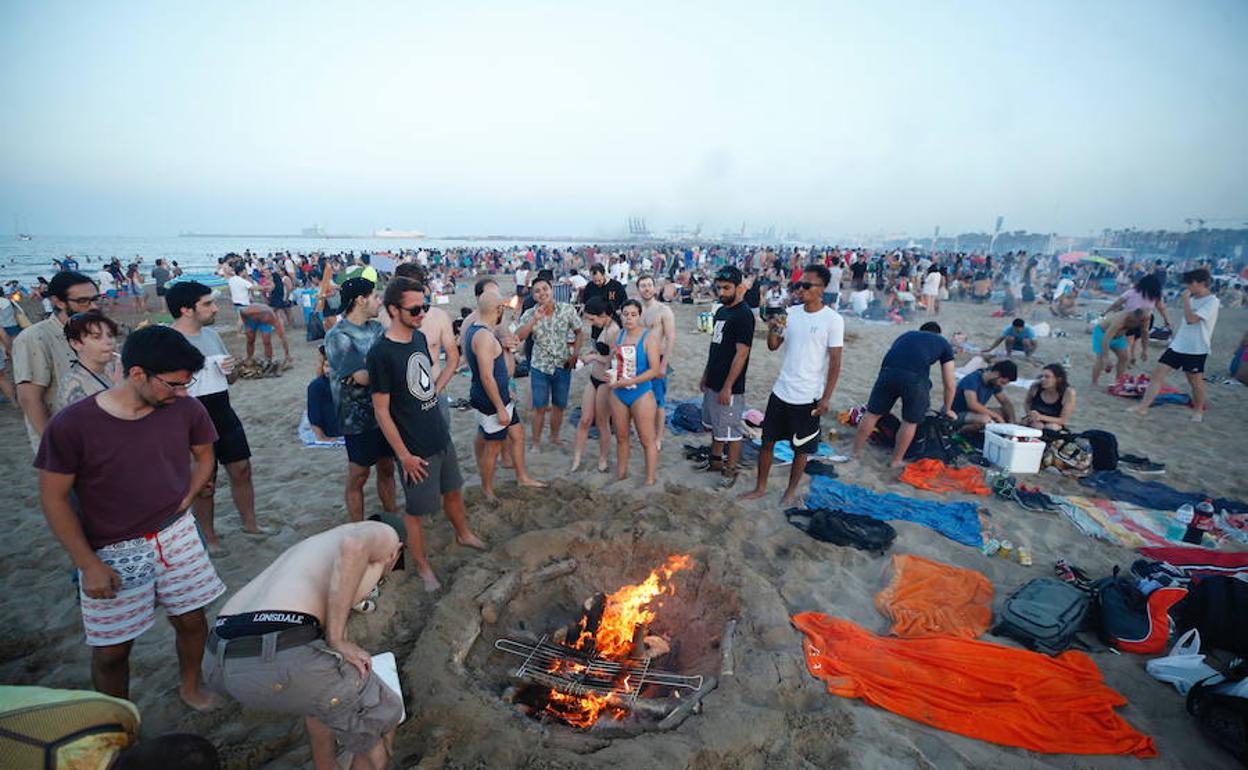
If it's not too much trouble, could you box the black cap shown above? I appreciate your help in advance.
[339,277,375,310]
[714,265,743,285]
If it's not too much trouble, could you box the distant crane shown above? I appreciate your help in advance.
[1186,216,1248,230]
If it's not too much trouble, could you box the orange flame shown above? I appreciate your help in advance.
[544,554,692,727]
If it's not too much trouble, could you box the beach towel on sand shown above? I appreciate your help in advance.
[874,555,993,638]
[1137,546,1248,579]
[1056,495,1185,549]
[791,613,1157,758]
[805,477,982,547]
[1079,471,1248,514]
[899,458,990,496]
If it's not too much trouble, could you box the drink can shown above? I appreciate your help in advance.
[998,540,1014,559]
[981,538,1001,557]
[1017,546,1033,567]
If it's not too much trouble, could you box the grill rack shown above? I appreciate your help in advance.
[495,635,704,701]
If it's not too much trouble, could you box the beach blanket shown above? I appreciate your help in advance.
[1106,373,1189,404]
[298,413,346,448]
[1079,471,1248,514]
[1137,546,1248,580]
[805,477,982,547]
[874,555,993,639]
[899,458,990,496]
[1055,495,1181,549]
[791,613,1157,758]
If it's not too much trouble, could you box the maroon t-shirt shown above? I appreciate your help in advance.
[34,394,218,549]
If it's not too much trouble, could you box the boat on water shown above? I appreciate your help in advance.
[373,228,425,239]
[16,234,31,241]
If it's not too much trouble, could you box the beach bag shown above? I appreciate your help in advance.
[1089,569,1186,655]
[1148,629,1221,695]
[870,412,900,447]
[305,312,325,342]
[1186,675,1248,765]
[672,402,705,433]
[785,508,896,554]
[1174,576,1248,656]
[1042,435,1093,477]
[1079,429,1119,471]
[904,415,957,463]
[992,578,1091,655]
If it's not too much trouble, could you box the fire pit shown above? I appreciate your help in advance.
[465,539,739,737]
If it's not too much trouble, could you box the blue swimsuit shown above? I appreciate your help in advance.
[613,328,653,407]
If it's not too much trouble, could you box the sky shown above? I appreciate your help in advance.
[2,0,1246,239]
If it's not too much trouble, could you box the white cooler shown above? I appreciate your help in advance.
[983,423,1045,474]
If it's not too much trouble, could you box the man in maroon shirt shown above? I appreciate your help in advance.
[36,325,224,710]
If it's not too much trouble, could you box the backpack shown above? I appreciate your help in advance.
[992,578,1091,655]
[1042,435,1093,477]
[1090,569,1187,655]
[870,412,900,447]
[1174,576,1248,656]
[785,508,896,554]
[305,311,325,342]
[672,402,705,434]
[905,414,958,463]
[1186,675,1248,765]
[1079,429,1119,471]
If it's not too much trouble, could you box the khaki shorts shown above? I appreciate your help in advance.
[202,634,402,755]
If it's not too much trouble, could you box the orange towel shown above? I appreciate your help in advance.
[792,613,1157,758]
[874,554,994,638]
[900,458,991,495]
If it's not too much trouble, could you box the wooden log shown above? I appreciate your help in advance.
[657,676,718,731]
[477,572,522,624]
[720,618,737,676]
[449,614,481,675]
[523,558,578,585]
[512,670,673,720]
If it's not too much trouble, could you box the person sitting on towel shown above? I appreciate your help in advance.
[952,360,1017,431]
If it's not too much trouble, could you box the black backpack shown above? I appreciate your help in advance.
[672,402,705,433]
[1186,673,1248,765]
[785,508,896,554]
[905,414,958,463]
[1078,429,1119,471]
[305,312,325,342]
[1175,576,1248,656]
[992,578,1091,655]
[869,413,900,447]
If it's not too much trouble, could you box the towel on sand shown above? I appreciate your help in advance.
[792,613,1157,758]
[1055,495,1181,549]
[874,555,993,638]
[1137,546,1248,579]
[806,477,983,547]
[899,458,990,496]
[1079,471,1248,514]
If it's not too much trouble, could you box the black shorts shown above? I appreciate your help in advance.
[761,393,821,454]
[345,427,396,467]
[1159,348,1207,374]
[865,366,931,424]
[199,392,252,464]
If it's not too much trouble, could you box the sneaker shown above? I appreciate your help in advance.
[717,470,739,489]
[694,457,723,472]
[1123,461,1166,476]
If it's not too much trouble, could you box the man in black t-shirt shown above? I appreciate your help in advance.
[698,265,755,487]
[849,259,868,288]
[367,277,485,592]
[579,264,626,312]
[851,321,958,467]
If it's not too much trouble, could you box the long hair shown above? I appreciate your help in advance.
[1038,363,1069,400]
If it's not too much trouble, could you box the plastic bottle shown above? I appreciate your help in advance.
[1061,353,1071,368]
[1183,500,1214,545]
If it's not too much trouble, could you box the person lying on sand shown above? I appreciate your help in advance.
[203,522,403,770]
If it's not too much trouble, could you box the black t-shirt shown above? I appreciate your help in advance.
[365,333,450,457]
[704,302,755,394]
[743,283,761,309]
[850,262,868,282]
[581,279,626,311]
[880,330,954,375]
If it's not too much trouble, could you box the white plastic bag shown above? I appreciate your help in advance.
[1145,629,1223,695]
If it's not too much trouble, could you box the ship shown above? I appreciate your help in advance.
[373,228,425,239]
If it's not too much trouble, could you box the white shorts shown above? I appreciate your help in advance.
[79,512,225,647]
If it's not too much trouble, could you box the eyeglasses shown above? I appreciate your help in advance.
[66,295,102,306]
[401,303,431,315]
[146,371,197,391]
[796,281,825,291]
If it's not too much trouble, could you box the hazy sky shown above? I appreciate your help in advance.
[2,1,1246,238]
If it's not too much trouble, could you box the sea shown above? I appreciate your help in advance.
[0,235,591,287]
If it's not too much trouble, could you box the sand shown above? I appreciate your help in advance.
[1,288,1245,769]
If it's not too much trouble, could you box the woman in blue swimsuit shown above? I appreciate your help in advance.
[609,300,663,485]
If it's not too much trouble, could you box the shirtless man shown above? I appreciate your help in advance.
[638,274,675,451]
[203,522,402,770]
[238,303,291,365]
[461,279,519,470]
[390,264,459,426]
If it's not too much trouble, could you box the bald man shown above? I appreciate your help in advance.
[466,290,543,502]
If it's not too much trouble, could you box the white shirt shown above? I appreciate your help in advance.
[772,305,844,404]
[227,275,253,306]
[1056,277,1075,296]
[827,266,843,293]
[1170,293,1220,355]
[609,262,629,284]
[923,272,942,295]
[566,274,588,291]
[96,270,115,292]
[850,289,872,315]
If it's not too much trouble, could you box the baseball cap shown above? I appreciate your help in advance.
[339,277,375,310]
[714,265,743,285]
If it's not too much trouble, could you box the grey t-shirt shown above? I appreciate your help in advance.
[152,266,172,290]
[181,326,230,397]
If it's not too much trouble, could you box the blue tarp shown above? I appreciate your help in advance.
[805,477,983,547]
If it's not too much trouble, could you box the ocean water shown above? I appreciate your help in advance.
[0,235,590,286]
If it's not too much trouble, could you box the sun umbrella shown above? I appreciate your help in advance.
[1058,251,1088,265]
[1081,255,1116,267]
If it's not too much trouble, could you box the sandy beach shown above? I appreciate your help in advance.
[2,287,1245,769]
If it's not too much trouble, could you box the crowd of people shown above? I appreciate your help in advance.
[4,239,1242,768]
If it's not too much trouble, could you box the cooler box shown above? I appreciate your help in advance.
[984,423,1044,474]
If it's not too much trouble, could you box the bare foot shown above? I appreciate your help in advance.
[481,492,500,505]
[518,477,548,488]
[570,455,582,472]
[529,442,542,453]
[779,493,801,507]
[597,458,609,472]
[1191,412,1204,423]
[616,471,629,482]
[889,459,906,469]
[205,540,228,558]
[456,532,488,550]
[416,563,442,592]
[1126,405,1146,415]
[549,436,566,447]
[739,488,767,501]
[644,477,657,486]
[180,688,224,713]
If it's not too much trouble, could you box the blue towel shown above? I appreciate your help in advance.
[762,440,836,464]
[805,477,983,547]
[1078,471,1247,514]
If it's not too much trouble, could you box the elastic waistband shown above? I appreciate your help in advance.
[213,610,321,640]
[207,623,322,658]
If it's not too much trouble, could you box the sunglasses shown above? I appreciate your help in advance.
[66,295,102,306]
[401,303,431,315]
[796,281,824,290]
[146,371,197,390]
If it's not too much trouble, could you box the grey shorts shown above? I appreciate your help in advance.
[403,448,464,516]
[437,393,451,426]
[202,634,402,755]
[701,386,746,442]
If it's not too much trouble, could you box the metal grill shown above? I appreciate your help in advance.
[495,635,704,702]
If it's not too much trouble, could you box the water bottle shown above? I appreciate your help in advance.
[1172,504,1195,543]
[1061,353,1071,368]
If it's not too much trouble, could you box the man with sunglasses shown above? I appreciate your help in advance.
[741,265,844,505]
[13,270,100,451]
[36,326,224,711]
[367,277,485,592]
